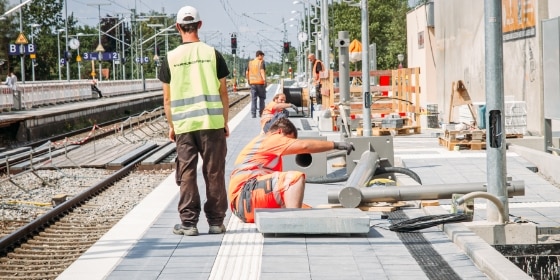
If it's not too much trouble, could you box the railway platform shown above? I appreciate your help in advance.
[53,84,560,280]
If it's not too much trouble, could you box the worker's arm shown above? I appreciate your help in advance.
[162,83,175,142]
[218,77,230,137]
[284,140,354,155]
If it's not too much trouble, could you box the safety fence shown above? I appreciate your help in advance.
[0,79,161,112]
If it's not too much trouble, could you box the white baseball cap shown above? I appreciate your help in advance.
[176,6,201,24]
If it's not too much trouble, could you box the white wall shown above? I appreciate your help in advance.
[414,0,552,135]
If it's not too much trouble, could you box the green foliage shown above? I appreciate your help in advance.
[330,0,408,70]
[0,0,409,81]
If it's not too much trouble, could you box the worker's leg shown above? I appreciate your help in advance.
[233,171,305,223]
[282,174,305,208]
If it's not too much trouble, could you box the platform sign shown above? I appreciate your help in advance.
[135,56,149,63]
[8,44,36,55]
[60,58,66,66]
[82,52,119,61]
[15,33,29,44]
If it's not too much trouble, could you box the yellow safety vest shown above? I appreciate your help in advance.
[167,42,224,134]
[248,59,265,85]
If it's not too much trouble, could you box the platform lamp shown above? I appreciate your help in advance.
[56,28,65,81]
[29,23,40,81]
[146,23,163,79]
[397,53,404,69]
[88,2,110,81]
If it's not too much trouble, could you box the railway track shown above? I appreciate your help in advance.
[0,92,249,279]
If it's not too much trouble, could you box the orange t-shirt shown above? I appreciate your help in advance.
[228,133,298,206]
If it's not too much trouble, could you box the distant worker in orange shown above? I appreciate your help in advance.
[260,92,298,132]
[228,117,355,223]
[308,53,324,105]
[246,50,267,118]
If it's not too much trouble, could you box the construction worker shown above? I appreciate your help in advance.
[308,53,324,105]
[260,92,298,132]
[246,50,267,118]
[228,117,355,223]
[159,5,230,236]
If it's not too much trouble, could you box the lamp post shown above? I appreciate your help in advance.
[29,23,40,81]
[76,33,84,79]
[88,2,110,81]
[56,28,65,81]
[397,53,404,69]
[147,23,163,78]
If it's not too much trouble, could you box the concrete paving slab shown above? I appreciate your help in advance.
[255,208,371,234]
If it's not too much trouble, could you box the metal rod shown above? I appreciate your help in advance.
[328,181,525,208]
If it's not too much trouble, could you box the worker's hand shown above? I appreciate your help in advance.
[333,141,355,155]
[291,104,299,114]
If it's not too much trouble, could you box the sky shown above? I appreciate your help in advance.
[9,0,306,63]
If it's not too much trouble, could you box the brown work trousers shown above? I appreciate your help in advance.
[175,128,228,227]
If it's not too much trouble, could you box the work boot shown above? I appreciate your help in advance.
[173,224,199,236]
[208,224,226,234]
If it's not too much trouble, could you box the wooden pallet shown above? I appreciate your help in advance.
[372,126,421,136]
[506,133,524,139]
[444,129,484,141]
[438,137,486,151]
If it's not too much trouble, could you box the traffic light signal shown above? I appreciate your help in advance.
[231,35,237,49]
[283,42,290,54]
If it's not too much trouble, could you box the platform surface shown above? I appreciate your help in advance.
[53,84,560,280]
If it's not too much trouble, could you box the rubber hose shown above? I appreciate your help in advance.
[306,174,349,184]
[374,166,422,185]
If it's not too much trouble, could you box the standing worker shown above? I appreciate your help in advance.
[228,117,355,223]
[308,53,324,106]
[159,5,230,236]
[246,50,267,118]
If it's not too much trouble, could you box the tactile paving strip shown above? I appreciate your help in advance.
[388,210,462,280]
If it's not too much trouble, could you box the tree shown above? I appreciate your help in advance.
[328,0,407,70]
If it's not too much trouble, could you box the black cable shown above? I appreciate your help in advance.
[388,214,469,232]
[374,166,423,185]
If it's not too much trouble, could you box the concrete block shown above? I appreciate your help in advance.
[346,136,395,175]
[255,208,371,234]
[283,135,327,178]
[464,221,537,245]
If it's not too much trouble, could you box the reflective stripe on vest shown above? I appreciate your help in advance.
[248,59,265,85]
[167,42,224,134]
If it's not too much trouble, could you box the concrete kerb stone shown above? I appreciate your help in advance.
[423,205,532,280]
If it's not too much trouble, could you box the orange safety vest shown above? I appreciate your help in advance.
[312,59,324,83]
[247,59,265,85]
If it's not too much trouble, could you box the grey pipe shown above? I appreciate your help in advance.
[328,180,525,208]
[344,150,379,189]
[455,191,507,223]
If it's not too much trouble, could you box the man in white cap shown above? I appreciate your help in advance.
[159,5,230,236]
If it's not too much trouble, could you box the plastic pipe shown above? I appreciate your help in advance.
[455,191,507,223]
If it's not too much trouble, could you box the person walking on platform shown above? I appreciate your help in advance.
[5,70,17,92]
[308,53,324,106]
[246,50,267,118]
[228,118,355,223]
[159,5,230,236]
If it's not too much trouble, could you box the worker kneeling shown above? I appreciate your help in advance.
[228,117,355,223]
